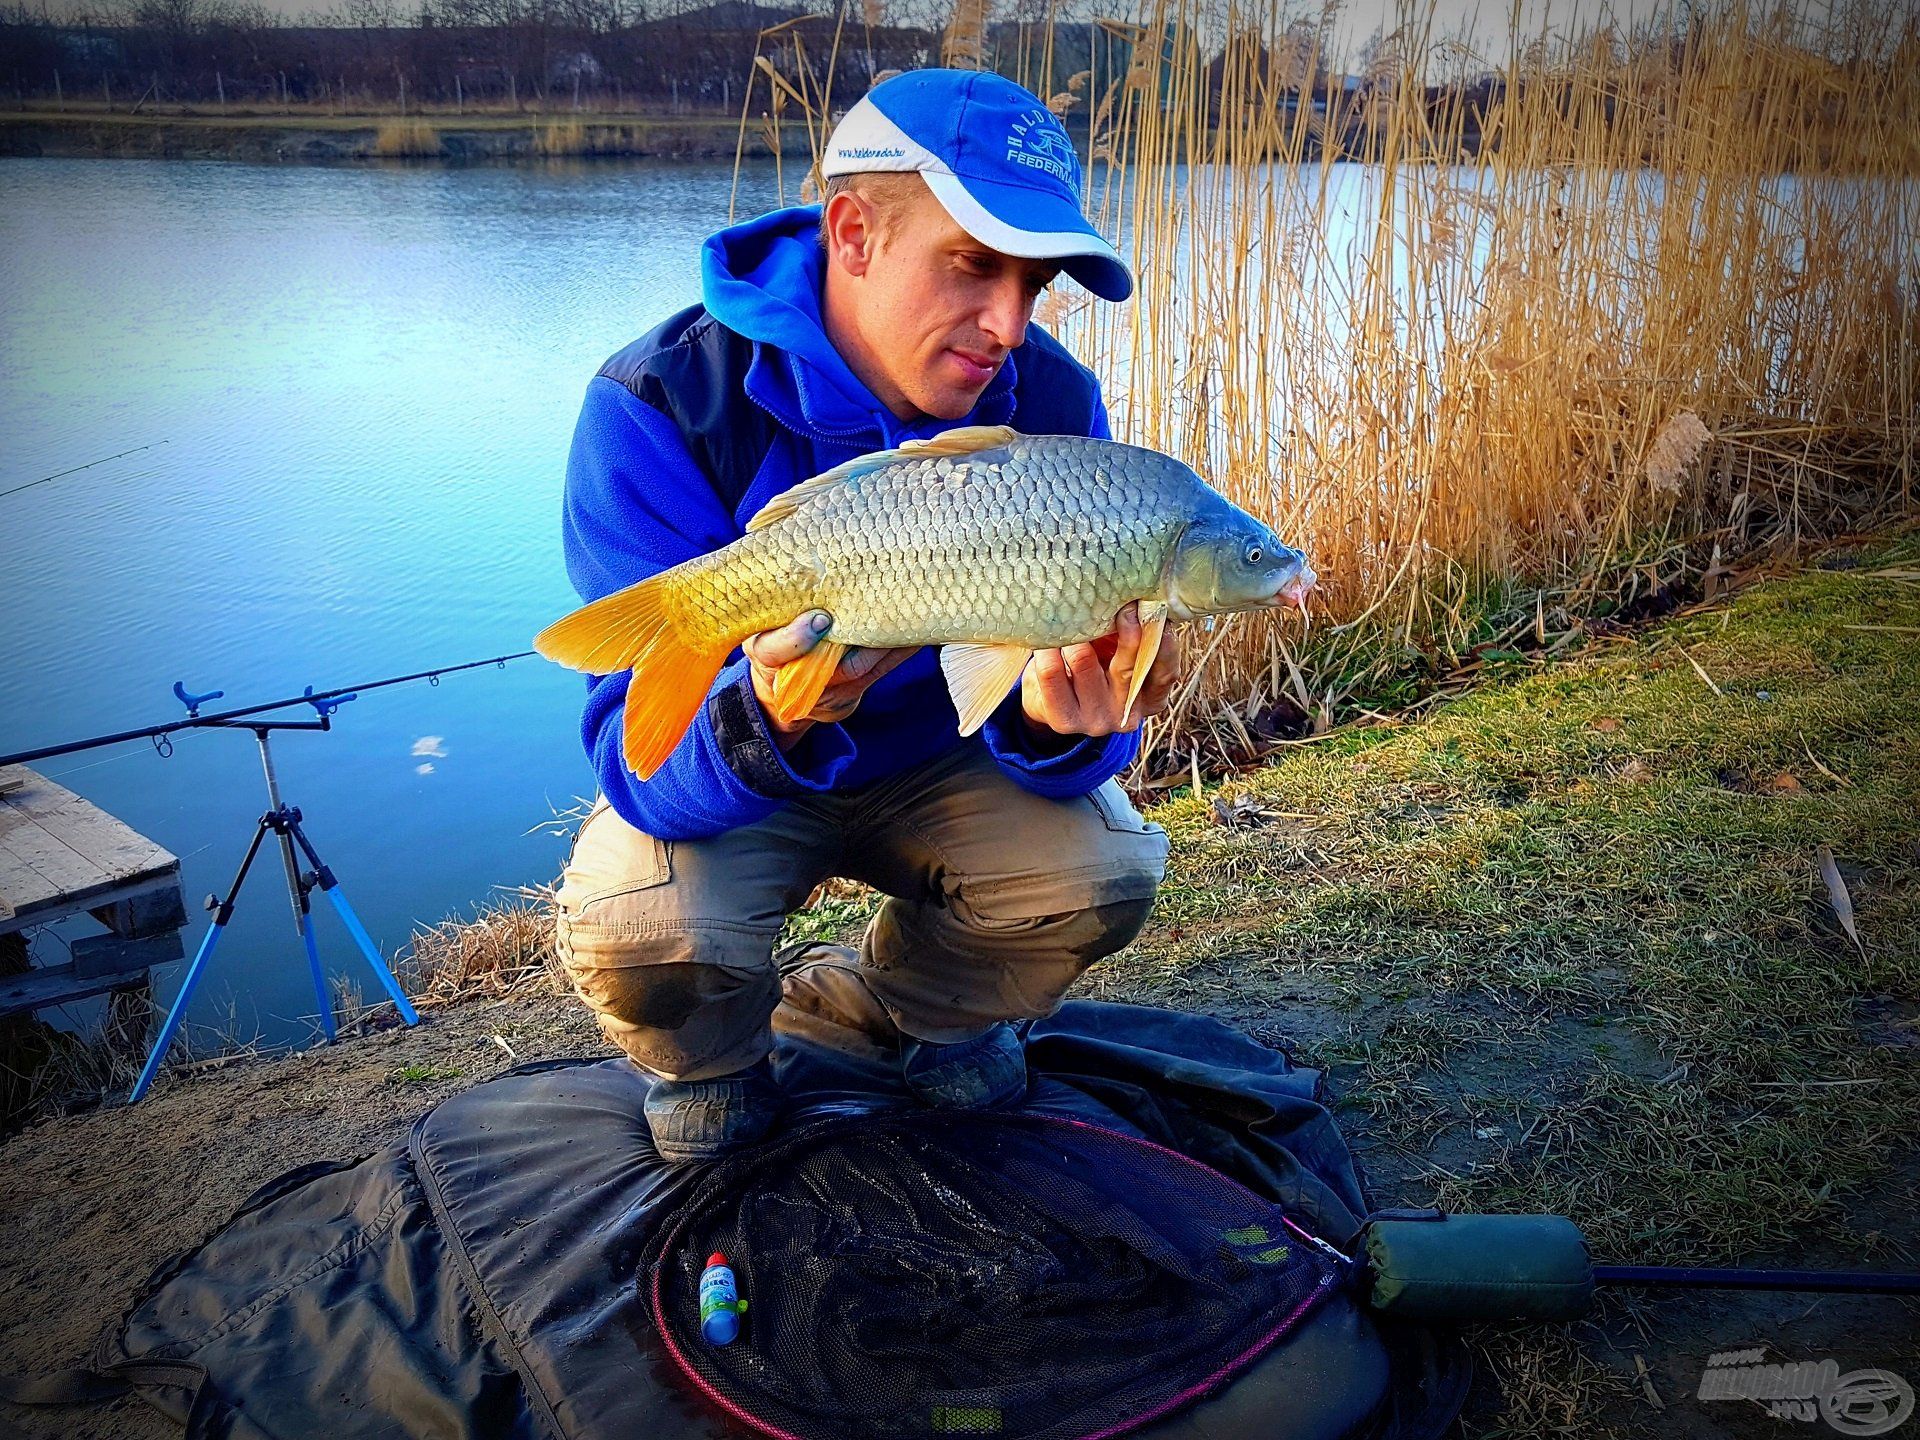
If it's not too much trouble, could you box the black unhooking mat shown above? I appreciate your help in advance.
[16,949,1469,1440]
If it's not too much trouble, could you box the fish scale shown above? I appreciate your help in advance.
[533,426,1313,780]
[711,443,1187,649]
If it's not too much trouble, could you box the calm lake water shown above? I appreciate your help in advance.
[0,156,798,1051]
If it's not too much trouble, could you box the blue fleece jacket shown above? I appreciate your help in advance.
[560,205,1140,841]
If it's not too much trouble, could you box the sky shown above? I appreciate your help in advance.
[29,0,1855,86]
[1317,0,1672,69]
[31,0,1687,66]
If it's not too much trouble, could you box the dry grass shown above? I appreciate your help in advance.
[262,807,586,1038]
[531,118,588,156]
[2,983,263,1133]
[531,118,597,156]
[4,887,565,1128]
[738,0,1918,782]
[371,117,443,157]
[529,118,676,157]
[399,886,566,1009]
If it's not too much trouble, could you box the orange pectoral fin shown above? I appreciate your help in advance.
[768,639,849,727]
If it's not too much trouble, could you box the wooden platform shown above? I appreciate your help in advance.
[0,764,187,1019]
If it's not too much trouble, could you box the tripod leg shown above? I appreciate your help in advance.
[277,814,336,1044]
[130,922,225,1103]
[321,885,419,1025]
[302,910,336,1043]
[132,816,273,1102]
[252,728,337,1044]
[286,818,419,1027]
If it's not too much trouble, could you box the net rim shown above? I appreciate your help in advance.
[644,1110,1348,1440]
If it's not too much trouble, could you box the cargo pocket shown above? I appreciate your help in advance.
[949,786,1168,927]
[557,800,674,917]
[1086,782,1163,837]
[578,837,672,910]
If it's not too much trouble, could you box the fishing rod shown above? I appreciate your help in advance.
[0,441,170,502]
[1354,1211,1920,1325]
[0,645,541,1098]
[0,649,539,768]
[1590,1263,1920,1296]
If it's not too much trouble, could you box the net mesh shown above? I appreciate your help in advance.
[646,1110,1340,1440]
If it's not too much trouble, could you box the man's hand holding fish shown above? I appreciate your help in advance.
[743,611,920,741]
[1016,599,1186,743]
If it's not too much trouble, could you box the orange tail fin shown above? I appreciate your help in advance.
[533,573,730,780]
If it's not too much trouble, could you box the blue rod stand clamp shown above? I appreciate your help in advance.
[304,685,356,718]
[172,681,224,717]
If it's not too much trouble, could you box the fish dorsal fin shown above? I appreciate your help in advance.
[743,453,889,533]
[743,426,1021,533]
[897,424,1019,458]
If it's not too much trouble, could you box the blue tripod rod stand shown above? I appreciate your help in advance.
[131,687,419,1103]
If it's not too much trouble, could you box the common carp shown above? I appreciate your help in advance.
[534,424,1315,779]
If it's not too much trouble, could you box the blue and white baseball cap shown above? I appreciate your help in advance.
[822,68,1133,302]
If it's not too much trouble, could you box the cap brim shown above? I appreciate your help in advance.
[921,169,1134,303]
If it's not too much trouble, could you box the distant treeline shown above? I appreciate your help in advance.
[0,0,1145,113]
[0,0,1540,166]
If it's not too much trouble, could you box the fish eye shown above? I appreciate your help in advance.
[1245,545,1263,566]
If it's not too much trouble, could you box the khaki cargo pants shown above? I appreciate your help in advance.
[553,738,1169,1081]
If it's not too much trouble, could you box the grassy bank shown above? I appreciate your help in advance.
[0,106,807,162]
[782,533,1920,1267]
[1112,533,1920,1248]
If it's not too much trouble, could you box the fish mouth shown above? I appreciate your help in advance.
[1266,565,1318,609]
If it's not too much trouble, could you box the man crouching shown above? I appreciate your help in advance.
[551,69,1178,1162]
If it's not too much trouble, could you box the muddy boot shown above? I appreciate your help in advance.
[900,1022,1028,1110]
[642,1058,785,1163]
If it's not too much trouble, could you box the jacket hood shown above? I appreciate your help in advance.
[699,204,1015,448]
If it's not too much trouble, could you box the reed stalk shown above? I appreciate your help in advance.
[737,0,1918,779]
[371,117,442,157]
